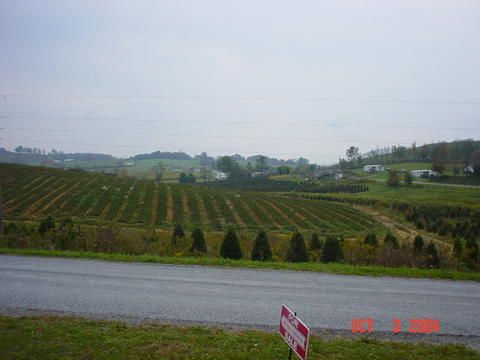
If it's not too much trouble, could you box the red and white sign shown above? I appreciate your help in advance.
[278,304,310,360]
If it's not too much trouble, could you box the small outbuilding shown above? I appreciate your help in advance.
[363,164,384,173]
[410,169,439,178]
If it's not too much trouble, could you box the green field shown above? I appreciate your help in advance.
[1,316,478,360]
[0,164,377,234]
[308,182,480,208]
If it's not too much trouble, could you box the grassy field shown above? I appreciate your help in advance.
[309,182,480,208]
[2,248,479,281]
[1,316,478,360]
[0,163,377,234]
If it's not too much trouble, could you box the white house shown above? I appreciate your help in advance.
[251,171,266,178]
[363,164,384,173]
[410,169,439,178]
[215,171,228,181]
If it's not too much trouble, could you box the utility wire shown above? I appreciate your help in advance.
[1,93,480,105]
[1,127,423,145]
[1,115,479,131]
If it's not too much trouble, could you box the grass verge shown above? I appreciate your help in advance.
[0,316,478,360]
[1,247,479,282]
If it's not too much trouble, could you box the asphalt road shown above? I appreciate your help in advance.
[1,255,479,338]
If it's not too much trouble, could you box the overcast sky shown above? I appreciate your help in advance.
[1,0,479,164]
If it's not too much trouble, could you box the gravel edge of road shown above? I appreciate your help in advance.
[1,307,479,351]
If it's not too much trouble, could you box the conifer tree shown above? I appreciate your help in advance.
[425,241,440,268]
[38,215,55,237]
[309,233,323,251]
[220,227,242,260]
[384,230,399,249]
[172,224,185,245]
[251,229,272,261]
[453,238,463,258]
[413,235,424,255]
[364,231,377,247]
[286,231,308,262]
[191,228,207,254]
[321,235,344,263]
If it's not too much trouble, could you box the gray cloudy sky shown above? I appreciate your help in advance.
[0,0,479,163]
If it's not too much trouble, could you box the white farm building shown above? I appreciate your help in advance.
[363,164,384,173]
[410,169,439,178]
[214,171,228,181]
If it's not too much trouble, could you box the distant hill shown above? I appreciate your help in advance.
[0,147,114,165]
[132,151,192,161]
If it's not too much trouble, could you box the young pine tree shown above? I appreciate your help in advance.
[172,224,185,245]
[220,227,242,260]
[384,230,399,249]
[321,235,344,263]
[413,235,424,255]
[453,238,463,258]
[363,231,377,247]
[251,229,272,261]
[191,228,207,254]
[286,231,308,263]
[309,233,323,251]
[38,215,55,237]
[425,241,440,268]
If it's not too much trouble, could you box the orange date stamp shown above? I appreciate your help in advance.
[351,318,440,334]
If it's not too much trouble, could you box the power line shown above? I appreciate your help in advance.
[1,93,480,105]
[1,127,423,145]
[1,115,479,131]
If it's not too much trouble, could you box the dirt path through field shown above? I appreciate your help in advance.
[150,184,159,225]
[356,206,450,249]
[166,186,174,223]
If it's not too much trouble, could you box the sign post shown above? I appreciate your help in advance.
[278,304,310,360]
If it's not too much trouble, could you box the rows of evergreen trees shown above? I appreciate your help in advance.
[171,224,344,263]
[3,216,478,271]
[203,177,368,194]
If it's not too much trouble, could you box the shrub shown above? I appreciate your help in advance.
[321,235,344,263]
[220,227,242,260]
[363,231,377,247]
[384,230,399,249]
[251,229,272,261]
[172,224,185,244]
[309,233,323,251]
[425,241,440,268]
[413,235,424,255]
[190,228,207,254]
[286,231,308,263]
